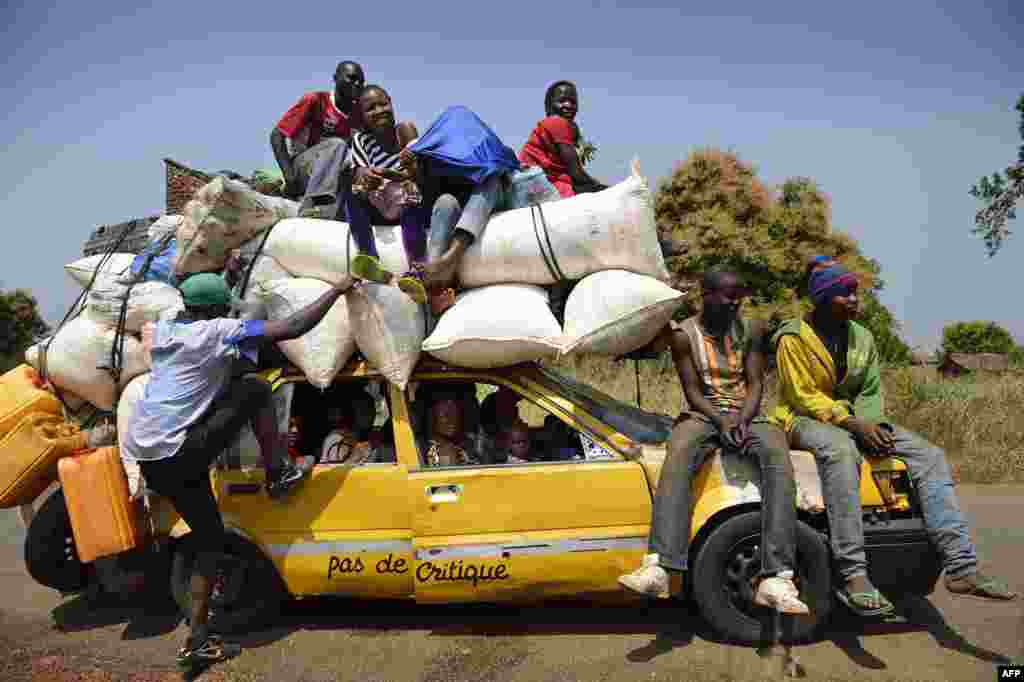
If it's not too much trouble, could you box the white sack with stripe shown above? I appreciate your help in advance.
[457,165,669,288]
[422,285,563,368]
[116,373,149,497]
[262,218,410,285]
[83,281,184,332]
[64,254,136,289]
[561,270,685,357]
[346,282,424,390]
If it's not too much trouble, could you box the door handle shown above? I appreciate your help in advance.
[426,484,462,503]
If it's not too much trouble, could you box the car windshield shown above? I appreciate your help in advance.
[535,367,674,445]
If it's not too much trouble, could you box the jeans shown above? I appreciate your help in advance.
[789,418,977,581]
[295,138,350,217]
[649,416,797,576]
[426,174,501,259]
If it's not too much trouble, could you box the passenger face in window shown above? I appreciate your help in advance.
[431,397,464,442]
[499,422,532,462]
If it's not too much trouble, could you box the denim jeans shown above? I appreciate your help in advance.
[426,174,501,259]
[649,416,797,576]
[296,138,350,217]
[789,418,977,581]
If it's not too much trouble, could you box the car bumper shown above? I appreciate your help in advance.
[864,516,942,596]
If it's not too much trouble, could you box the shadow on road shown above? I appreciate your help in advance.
[50,590,181,641]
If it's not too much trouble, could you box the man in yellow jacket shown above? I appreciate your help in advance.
[772,260,1016,616]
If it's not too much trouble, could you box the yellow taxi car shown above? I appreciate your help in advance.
[25,358,942,644]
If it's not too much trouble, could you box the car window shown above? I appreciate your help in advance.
[535,367,674,445]
[407,378,620,468]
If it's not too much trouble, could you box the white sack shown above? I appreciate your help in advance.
[347,283,424,390]
[457,171,670,288]
[232,253,292,320]
[148,215,184,240]
[175,177,298,277]
[84,281,184,332]
[255,279,355,389]
[117,373,150,497]
[423,285,563,368]
[263,218,410,284]
[24,317,150,411]
[562,270,685,357]
[64,254,136,289]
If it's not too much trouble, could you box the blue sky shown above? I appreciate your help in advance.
[2,0,1021,350]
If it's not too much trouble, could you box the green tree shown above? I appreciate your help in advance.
[941,321,1016,355]
[655,148,911,362]
[0,289,50,373]
[970,93,1024,256]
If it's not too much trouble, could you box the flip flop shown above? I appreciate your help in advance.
[835,586,895,617]
[397,274,428,305]
[946,573,1018,601]
[351,254,393,284]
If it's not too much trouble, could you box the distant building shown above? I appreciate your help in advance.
[938,352,1009,379]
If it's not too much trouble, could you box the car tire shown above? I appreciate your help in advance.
[691,510,832,644]
[170,533,286,634]
[24,488,89,593]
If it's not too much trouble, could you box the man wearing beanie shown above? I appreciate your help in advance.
[122,271,353,674]
[771,260,1016,617]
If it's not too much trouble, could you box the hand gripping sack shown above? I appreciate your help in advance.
[456,166,670,288]
[0,413,87,508]
[0,365,62,441]
[346,283,425,390]
[84,281,184,332]
[64,254,136,288]
[561,270,685,357]
[422,285,563,368]
[116,373,149,498]
[255,279,355,389]
[175,177,298,277]
[25,317,150,411]
[263,218,410,284]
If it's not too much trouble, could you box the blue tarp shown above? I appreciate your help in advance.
[130,237,178,286]
[408,106,520,184]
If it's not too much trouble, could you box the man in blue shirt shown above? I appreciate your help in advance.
[122,272,353,673]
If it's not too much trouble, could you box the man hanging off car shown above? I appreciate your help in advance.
[120,271,354,675]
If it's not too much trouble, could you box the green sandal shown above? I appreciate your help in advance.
[835,586,895,617]
[397,272,428,305]
[351,254,393,284]
[946,573,1018,601]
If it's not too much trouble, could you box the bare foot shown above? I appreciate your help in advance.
[422,251,460,289]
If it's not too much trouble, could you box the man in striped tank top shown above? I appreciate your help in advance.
[619,269,809,615]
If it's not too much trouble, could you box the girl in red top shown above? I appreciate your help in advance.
[518,81,608,198]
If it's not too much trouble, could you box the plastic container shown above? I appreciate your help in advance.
[58,446,143,563]
[0,413,86,508]
[0,365,62,441]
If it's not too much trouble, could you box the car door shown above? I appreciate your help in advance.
[402,372,652,604]
[212,377,414,599]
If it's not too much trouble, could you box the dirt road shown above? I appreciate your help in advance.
[2,485,1021,682]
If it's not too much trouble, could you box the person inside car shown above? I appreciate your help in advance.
[271,60,366,214]
[121,272,354,674]
[424,390,485,467]
[494,420,534,464]
[320,388,376,465]
[618,269,810,616]
[771,259,1017,615]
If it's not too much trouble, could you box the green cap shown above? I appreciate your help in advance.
[179,273,230,308]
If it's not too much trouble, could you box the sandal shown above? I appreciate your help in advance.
[397,268,427,305]
[946,572,1018,601]
[835,586,895,617]
[351,254,393,284]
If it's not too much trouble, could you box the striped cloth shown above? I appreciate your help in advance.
[679,315,752,413]
[350,128,403,171]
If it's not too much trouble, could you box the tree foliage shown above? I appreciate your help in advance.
[941,321,1016,356]
[0,289,50,373]
[970,93,1024,256]
[656,148,910,363]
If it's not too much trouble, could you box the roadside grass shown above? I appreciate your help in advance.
[543,356,1024,484]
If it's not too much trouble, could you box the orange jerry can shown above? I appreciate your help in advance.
[0,413,87,508]
[0,365,62,441]
[58,446,143,563]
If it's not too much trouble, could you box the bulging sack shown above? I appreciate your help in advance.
[147,214,184,240]
[65,254,136,289]
[255,279,355,389]
[562,270,685,357]
[263,218,410,284]
[117,373,149,497]
[175,177,298,277]
[457,169,670,288]
[422,285,563,368]
[347,283,424,390]
[25,317,150,411]
[84,281,184,332]
[232,252,292,320]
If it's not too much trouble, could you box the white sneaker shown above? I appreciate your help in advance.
[618,553,671,598]
[754,575,810,615]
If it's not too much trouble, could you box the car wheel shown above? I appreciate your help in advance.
[170,533,286,634]
[691,510,832,644]
[24,489,89,593]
